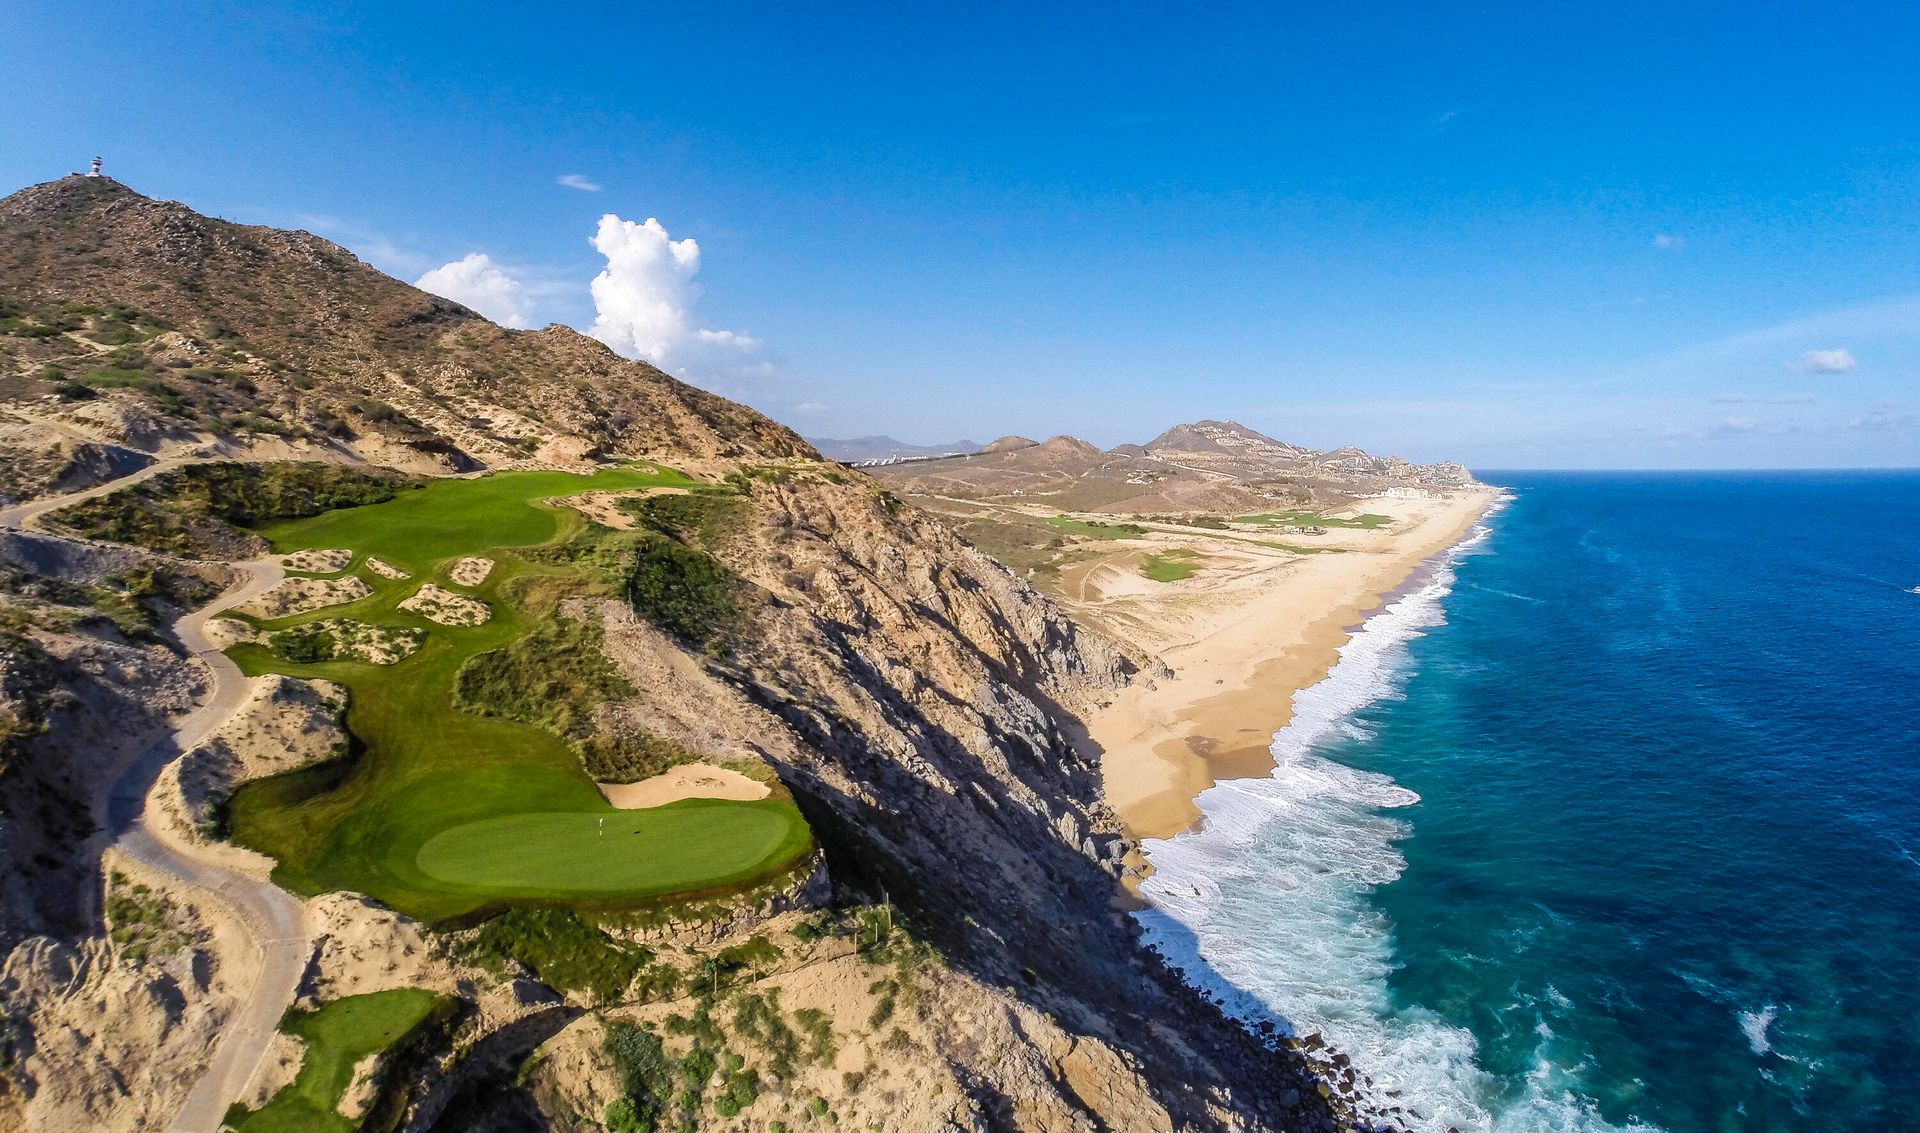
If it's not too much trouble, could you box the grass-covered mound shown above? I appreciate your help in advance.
[47,461,414,555]
[225,467,812,920]
[224,988,442,1133]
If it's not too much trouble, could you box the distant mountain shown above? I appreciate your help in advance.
[805,435,982,462]
[868,418,1477,513]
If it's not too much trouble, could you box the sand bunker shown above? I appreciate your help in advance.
[239,575,373,619]
[448,557,494,586]
[596,762,771,810]
[280,548,353,573]
[269,619,424,665]
[366,556,409,580]
[398,583,490,626]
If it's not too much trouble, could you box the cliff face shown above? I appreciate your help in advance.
[0,178,1362,1131]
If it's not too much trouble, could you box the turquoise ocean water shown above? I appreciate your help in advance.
[1136,472,1920,1132]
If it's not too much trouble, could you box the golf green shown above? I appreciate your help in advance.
[226,467,814,920]
[415,802,808,895]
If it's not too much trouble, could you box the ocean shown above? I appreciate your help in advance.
[1135,472,1920,1132]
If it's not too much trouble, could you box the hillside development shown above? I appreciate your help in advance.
[0,174,1432,1133]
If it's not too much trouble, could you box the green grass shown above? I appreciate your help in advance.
[1236,510,1392,529]
[415,803,807,895]
[255,466,698,574]
[1262,541,1345,555]
[1045,515,1147,539]
[226,467,813,921]
[1140,549,1200,582]
[226,988,440,1133]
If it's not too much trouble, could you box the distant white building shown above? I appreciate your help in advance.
[1374,486,1440,500]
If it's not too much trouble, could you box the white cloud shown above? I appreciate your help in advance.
[1791,347,1856,374]
[586,214,767,384]
[1652,233,1684,250]
[415,253,535,328]
[1719,416,1760,433]
[791,401,828,413]
[557,173,603,192]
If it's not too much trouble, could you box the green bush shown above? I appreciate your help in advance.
[461,909,651,1003]
[603,1020,672,1131]
[622,536,745,653]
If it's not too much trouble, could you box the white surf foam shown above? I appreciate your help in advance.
[1135,496,1661,1133]
[1739,1004,1778,1055]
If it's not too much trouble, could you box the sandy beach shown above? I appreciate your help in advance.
[1082,490,1497,841]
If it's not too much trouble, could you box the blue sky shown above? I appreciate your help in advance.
[4,1,1918,468]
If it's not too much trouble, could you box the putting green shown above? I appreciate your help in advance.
[415,802,808,895]
[226,466,814,920]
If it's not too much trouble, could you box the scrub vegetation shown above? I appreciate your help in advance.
[47,461,414,554]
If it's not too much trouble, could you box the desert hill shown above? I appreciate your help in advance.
[0,174,808,506]
[868,416,1473,516]
[0,177,1373,1131]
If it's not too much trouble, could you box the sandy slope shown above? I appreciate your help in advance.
[4,462,313,1133]
[1087,491,1496,840]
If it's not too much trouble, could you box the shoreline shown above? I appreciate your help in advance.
[1090,489,1498,844]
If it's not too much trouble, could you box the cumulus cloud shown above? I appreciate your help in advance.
[586,214,767,383]
[415,253,534,328]
[1652,233,1684,250]
[1792,347,1856,374]
[557,173,602,192]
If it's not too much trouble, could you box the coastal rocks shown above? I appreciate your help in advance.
[238,574,372,618]
[447,556,493,586]
[280,548,352,573]
[398,583,489,626]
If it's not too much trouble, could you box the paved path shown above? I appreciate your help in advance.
[0,450,207,532]
[4,462,312,1133]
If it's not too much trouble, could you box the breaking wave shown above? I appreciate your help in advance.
[1134,498,1660,1133]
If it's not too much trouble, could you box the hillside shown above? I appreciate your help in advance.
[870,418,1473,516]
[0,177,1382,1132]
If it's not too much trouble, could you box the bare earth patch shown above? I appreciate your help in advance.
[447,556,494,586]
[238,575,373,618]
[596,762,771,810]
[204,616,258,650]
[365,556,409,580]
[398,583,490,626]
[559,486,690,530]
[280,548,353,573]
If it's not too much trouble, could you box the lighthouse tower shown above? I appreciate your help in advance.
[85,157,102,178]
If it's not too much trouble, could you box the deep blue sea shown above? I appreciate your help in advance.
[1137,472,1920,1132]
